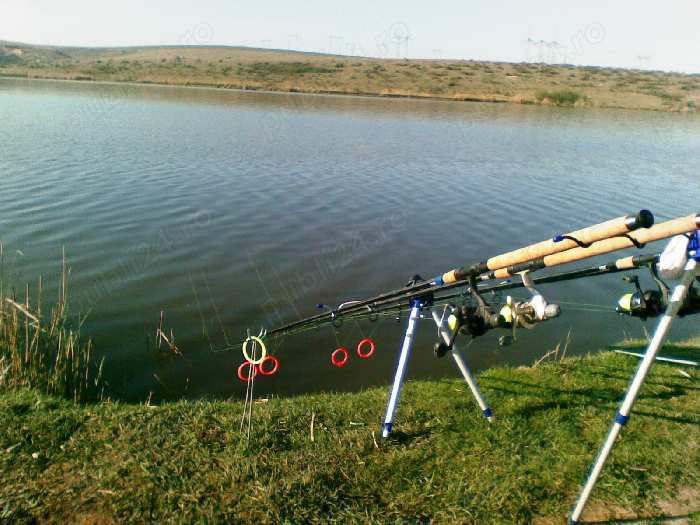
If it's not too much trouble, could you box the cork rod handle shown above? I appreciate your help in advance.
[486,210,653,271]
[442,210,654,284]
[492,214,698,279]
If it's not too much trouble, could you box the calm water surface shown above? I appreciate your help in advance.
[1,78,699,401]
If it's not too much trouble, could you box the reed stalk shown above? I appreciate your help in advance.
[0,248,102,401]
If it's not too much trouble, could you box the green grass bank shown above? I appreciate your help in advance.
[2,346,699,524]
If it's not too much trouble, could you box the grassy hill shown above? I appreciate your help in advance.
[1,40,699,112]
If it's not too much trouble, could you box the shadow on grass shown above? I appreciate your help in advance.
[632,409,700,426]
[483,375,689,403]
[583,366,700,393]
[482,375,698,426]
[383,428,434,445]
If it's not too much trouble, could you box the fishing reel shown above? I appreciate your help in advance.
[433,277,503,358]
[497,272,561,346]
[616,273,665,320]
[619,232,700,320]
[616,261,670,320]
[617,266,700,320]
[433,272,561,356]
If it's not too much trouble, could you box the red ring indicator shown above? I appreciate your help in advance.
[258,355,280,376]
[237,361,258,382]
[356,338,376,359]
[331,347,349,368]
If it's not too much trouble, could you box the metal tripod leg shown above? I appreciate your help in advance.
[569,258,699,524]
[382,302,422,438]
[431,310,494,422]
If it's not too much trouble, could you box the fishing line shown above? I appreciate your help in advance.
[239,332,255,438]
[201,271,232,347]
[190,273,215,352]
[555,300,616,309]
[239,328,267,442]
[496,294,615,313]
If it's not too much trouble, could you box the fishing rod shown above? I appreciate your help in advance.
[255,252,660,345]
[235,211,697,390]
[224,251,661,373]
[230,212,699,385]
[265,213,700,339]
[264,210,658,338]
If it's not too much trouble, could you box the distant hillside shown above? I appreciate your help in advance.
[1,40,698,112]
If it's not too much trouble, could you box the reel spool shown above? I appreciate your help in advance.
[617,273,700,320]
[617,234,700,320]
[616,275,665,320]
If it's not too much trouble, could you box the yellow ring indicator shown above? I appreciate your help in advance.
[242,336,268,365]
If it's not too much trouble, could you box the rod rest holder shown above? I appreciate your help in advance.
[405,275,434,309]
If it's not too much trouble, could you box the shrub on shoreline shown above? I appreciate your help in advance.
[535,89,586,106]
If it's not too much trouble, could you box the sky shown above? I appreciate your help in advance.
[1,0,698,73]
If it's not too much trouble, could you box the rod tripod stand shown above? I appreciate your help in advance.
[381,299,493,439]
[569,251,699,524]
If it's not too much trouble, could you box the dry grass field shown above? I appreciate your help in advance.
[2,41,699,111]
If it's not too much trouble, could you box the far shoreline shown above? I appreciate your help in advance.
[0,72,530,106]
[4,72,700,116]
[2,43,698,113]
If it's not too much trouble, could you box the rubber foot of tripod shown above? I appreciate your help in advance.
[381,423,392,438]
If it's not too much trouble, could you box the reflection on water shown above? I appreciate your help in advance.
[1,77,699,401]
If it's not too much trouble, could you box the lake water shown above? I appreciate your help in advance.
[1,77,699,402]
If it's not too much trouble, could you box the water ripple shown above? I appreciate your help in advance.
[1,78,699,401]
